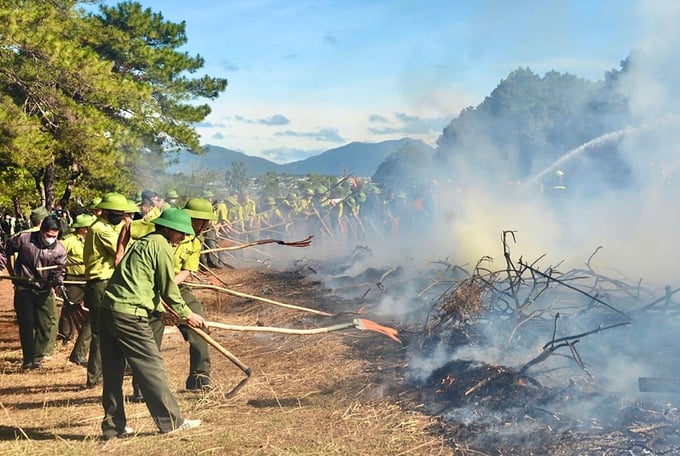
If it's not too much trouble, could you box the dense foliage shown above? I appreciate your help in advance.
[433,63,632,188]
[0,0,226,216]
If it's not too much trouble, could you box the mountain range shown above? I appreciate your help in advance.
[167,138,435,178]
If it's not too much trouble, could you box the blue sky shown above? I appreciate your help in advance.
[122,0,645,163]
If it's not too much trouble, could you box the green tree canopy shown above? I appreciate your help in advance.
[0,0,227,213]
[435,65,631,182]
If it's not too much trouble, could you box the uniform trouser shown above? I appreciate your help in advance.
[13,287,57,364]
[84,279,108,386]
[70,310,91,362]
[199,232,221,268]
[100,309,185,437]
[142,287,210,387]
[58,278,85,341]
[179,286,211,379]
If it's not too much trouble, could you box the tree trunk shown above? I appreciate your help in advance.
[32,169,46,209]
[43,162,56,210]
[58,160,80,209]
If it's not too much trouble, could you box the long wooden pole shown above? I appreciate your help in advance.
[184,282,334,317]
[207,320,355,335]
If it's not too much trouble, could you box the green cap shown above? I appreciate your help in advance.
[201,190,215,199]
[30,206,50,225]
[96,192,129,211]
[266,196,276,206]
[183,198,217,221]
[151,208,195,235]
[165,189,179,199]
[71,213,96,228]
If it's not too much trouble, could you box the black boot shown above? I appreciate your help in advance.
[186,374,213,391]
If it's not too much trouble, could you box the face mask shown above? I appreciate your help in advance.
[107,212,124,225]
[42,236,57,246]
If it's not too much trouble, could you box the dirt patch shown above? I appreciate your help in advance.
[0,267,449,455]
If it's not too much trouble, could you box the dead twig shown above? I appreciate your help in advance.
[519,261,630,318]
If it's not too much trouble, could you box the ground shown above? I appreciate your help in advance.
[0,266,453,456]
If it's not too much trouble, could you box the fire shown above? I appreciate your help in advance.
[435,375,456,394]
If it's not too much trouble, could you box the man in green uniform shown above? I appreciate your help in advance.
[200,190,221,268]
[99,208,204,439]
[60,213,96,365]
[168,198,217,390]
[83,192,127,387]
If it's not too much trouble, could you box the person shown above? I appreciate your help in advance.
[1,212,13,241]
[22,206,50,232]
[98,207,205,439]
[0,216,66,369]
[88,197,103,218]
[83,192,128,388]
[199,191,222,268]
[170,198,217,390]
[164,190,180,208]
[59,213,97,366]
[241,192,258,241]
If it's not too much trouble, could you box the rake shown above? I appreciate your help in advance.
[201,235,313,254]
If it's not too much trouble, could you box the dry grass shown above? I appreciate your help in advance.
[0,268,451,456]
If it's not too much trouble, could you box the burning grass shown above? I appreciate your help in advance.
[4,237,680,455]
[399,235,680,455]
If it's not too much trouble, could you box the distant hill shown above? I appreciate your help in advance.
[167,146,283,176]
[279,138,434,177]
[167,138,435,178]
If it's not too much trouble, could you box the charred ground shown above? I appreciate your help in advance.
[1,250,680,455]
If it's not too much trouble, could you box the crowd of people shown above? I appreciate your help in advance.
[0,190,215,439]
[199,179,437,257]
[0,178,440,440]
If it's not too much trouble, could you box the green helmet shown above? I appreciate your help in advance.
[88,197,103,210]
[165,189,179,199]
[126,199,140,213]
[151,208,195,235]
[316,185,328,195]
[356,191,367,202]
[96,192,129,211]
[305,188,315,196]
[266,196,277,206]
[201,190,215,199]
[287,192,298,201]
[71,213,96,228]
[183,198,217,221]
[30,206,50,226]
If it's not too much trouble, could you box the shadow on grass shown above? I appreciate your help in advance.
[0,385,100,410]
[0,425,157,441]
[247,397,311,408]
[0,425,90,441]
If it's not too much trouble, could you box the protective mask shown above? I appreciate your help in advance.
[42,236,57,246]
[107,212,124,225]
